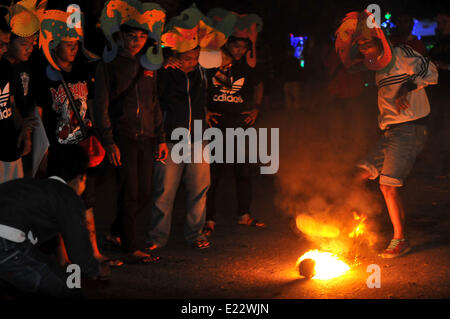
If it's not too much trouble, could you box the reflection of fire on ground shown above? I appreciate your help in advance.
[295,209,377,280]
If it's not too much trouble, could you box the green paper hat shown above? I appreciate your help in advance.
[39,9,98,71]
[100,0,165,70]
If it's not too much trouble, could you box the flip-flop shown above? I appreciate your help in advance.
[202,225,214,237]
[124,254,161,264]
[104,258,124,268]
[238,217,266,228]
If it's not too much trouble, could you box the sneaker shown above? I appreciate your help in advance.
[380,239,411,258]
[192,238,211,249]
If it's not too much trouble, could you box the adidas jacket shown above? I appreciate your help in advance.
[375,45,438,130]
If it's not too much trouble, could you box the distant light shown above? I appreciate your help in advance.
[161,45,165,48]
[385,12,391,20]
[364,83,369,87]
[300,59,305,68]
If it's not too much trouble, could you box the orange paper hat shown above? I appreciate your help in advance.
[335,10,393,71]
[39,8,98,71]
[208,8,262,68]
[161,5,230,54]
[100,0,166,70]
[1,0,47,37]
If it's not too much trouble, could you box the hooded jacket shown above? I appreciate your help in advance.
[94,50,166,147]
[158,65,207,143]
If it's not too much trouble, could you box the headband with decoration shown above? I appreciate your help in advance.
[161,5,235,68]
[335,10,394,71]
[1,0,47,37]
[39,9,98,71]
[100,0,165,70]
[208,8,263,68]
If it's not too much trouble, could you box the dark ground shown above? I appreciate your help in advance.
[86,87,450,300]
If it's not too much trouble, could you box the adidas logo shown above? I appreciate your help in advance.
[213,93,244,103]
[0,106,12,120]
[213,77,245,94]
[0,82,10,108]
[212,77,245,103]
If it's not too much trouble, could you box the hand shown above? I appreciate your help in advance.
[206,111,222,127]
[241,108,260,125]
[157,143,169,161]
[394,85,410,113]
[163,56,182,70]
[17,127,32,156]
[105,144,121,166]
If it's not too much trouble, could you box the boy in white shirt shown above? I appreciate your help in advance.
[336,10,438,258]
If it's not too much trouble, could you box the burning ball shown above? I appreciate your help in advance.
[298,258,316,279]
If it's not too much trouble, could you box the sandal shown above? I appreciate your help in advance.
[104,258,124,268]
[238,214,266,228]
[124,253,161,264]
[192,238,210,249]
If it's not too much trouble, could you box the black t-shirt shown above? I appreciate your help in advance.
[0,59,21,162]
[36,62,95,146]
[10,60,35,119]
[207,59,261,115]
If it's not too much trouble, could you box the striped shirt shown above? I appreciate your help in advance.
[375,45,438,130]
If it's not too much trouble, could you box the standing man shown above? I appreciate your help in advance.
[146,6,226,250]
[95,0,167,263]
[36,8,118,266]
[335,10,438,258]
[0,6,32,183]
[4,0,47,177]
[203,9,265,236]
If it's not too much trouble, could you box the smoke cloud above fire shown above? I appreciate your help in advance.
[264,86,384,254]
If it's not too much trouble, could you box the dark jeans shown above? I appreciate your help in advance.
[0,238,79,298]
[206,113,254,222]
[110,135,155,253]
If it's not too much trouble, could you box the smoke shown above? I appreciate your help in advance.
[263,83,384,255]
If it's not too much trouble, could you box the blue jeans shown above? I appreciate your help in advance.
[147,142,210,247]
[0,238,79,297]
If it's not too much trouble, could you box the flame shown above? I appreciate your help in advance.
[296,214,340,238]
[296,250,350,280]
[348,211,369,238]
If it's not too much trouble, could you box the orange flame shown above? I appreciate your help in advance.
[348,211,367,238]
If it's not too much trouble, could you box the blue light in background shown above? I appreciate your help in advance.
[290,33,308,67]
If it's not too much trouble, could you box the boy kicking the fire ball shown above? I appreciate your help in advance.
[335,10,438,258]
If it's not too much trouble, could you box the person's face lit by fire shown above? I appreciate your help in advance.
[177,47,200,73]
[8,35,36,62]
[227,39,250,61]
[357,38,382,58]
[0,30,11,60]
[120,29,147,56]
[55,40,79,64]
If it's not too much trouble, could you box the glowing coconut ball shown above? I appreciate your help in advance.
[296,250,350,280]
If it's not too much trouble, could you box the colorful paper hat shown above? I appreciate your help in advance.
[161,5,233,54]
[39,9,98,71]
[208,8,263,68]
[1,0,47,37]
[100,0,165,70]
[335,10,393,71]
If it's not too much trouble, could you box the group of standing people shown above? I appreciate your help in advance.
[0,0,266,296]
